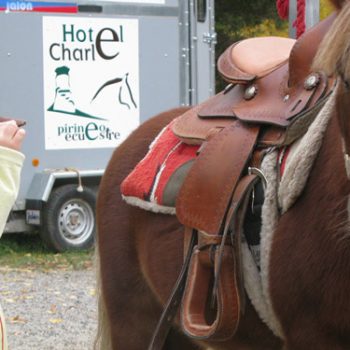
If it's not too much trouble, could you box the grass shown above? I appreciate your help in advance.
[0,233,94,271]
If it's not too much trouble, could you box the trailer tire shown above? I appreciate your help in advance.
[41,184,96,252]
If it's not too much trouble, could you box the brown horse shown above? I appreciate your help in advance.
[95,1,350,349]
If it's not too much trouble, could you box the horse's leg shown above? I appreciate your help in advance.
[97,108,201,349]
[98,204,200,349]
[98,205,162,349]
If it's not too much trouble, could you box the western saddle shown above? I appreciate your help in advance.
[148,13,336,349]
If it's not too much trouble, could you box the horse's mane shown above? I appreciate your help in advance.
[313,1,350,80]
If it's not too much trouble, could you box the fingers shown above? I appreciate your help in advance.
[1,120,17,126]
[0,120,26,151]
[13,128,26,150]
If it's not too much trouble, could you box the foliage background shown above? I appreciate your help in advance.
[214,0,334,89]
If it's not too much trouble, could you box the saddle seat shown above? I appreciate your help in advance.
[219,36,296,83]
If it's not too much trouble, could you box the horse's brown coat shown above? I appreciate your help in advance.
[270,104,350,349]
[331,0,346,9]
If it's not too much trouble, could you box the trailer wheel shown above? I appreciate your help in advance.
[41,184,96,252]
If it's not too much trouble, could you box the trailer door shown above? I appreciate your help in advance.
[187,0,216,105]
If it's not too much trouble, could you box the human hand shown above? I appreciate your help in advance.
[0,120,26,151]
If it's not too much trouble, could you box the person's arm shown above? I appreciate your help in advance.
[0,121,25,235]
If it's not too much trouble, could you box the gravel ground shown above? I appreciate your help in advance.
[0,268,98,350]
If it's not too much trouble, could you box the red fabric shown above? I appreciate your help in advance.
[154,142,198,204]
[121,122,199,206]
[278,146,291,178]
[293,0,306,38]
[276,0,289,20]
[276,0,306,38]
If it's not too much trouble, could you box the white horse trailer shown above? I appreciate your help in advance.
[0,0,216,251]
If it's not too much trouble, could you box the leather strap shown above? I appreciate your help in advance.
[147,228,196,350]
[148,174,260,346]
[181,245,239,340]
[176,122,259,235]
[288,13,336,87]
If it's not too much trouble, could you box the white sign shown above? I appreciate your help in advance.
[43,16,139,150]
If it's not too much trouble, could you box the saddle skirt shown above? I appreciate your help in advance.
[121,121,198,214]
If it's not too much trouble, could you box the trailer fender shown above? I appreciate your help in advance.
[25,169,103,226]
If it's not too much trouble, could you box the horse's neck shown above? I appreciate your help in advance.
[335,83,350,155]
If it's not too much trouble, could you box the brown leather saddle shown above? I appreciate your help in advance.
[148,13,336,349]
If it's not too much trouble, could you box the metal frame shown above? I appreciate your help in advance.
[26,169,104,203]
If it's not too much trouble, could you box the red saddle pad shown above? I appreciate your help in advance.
[121,121,199,213]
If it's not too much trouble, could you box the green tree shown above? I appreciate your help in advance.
[215,0,334,53]
[215,1,287,56]
[320,0,334,18]
[215,1,287,89]
[214,0,335,89]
